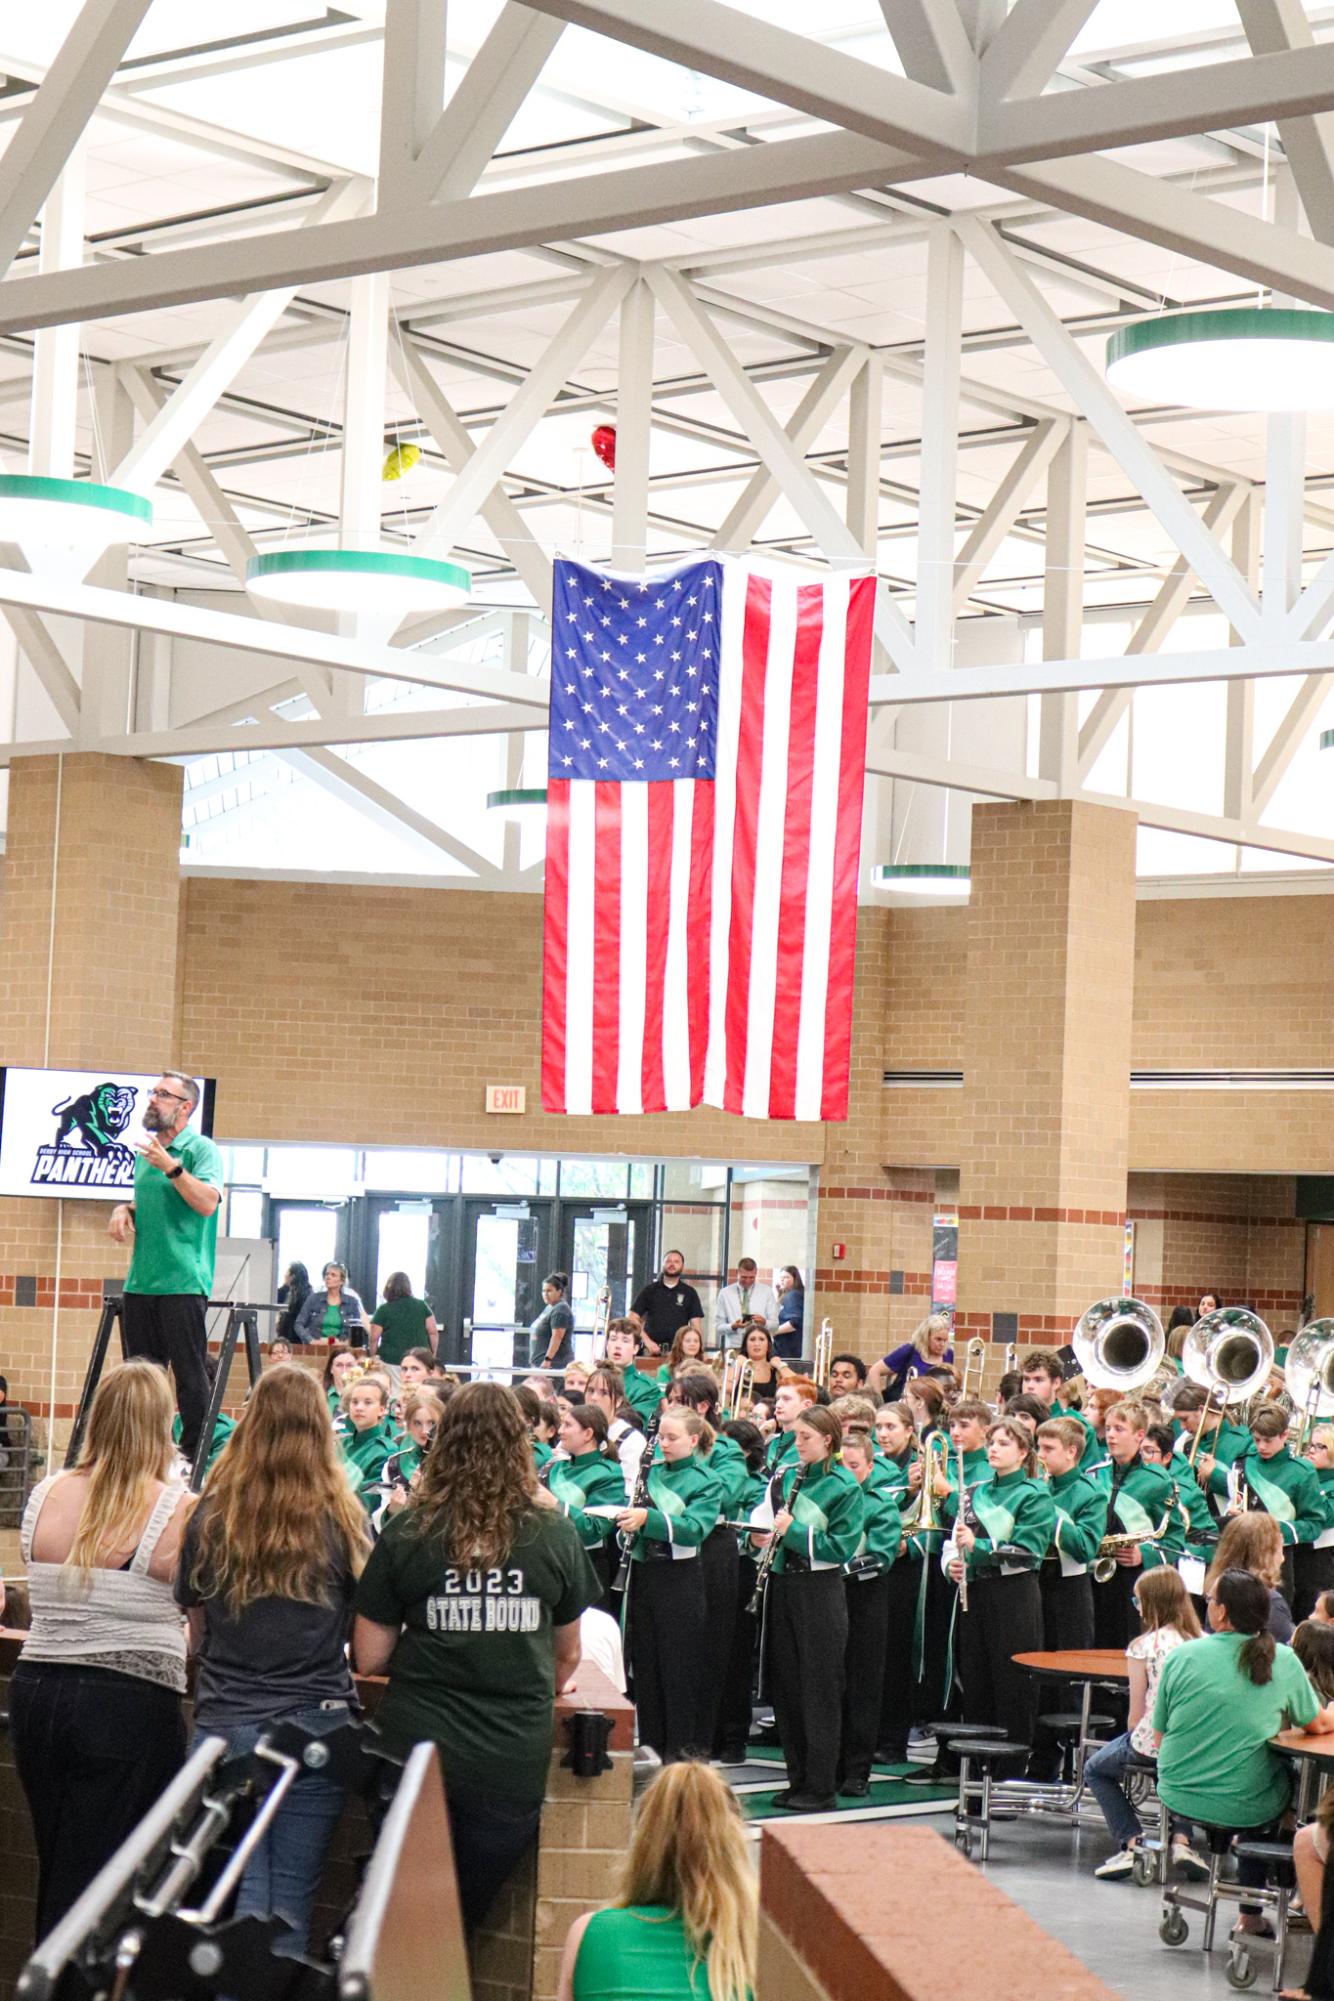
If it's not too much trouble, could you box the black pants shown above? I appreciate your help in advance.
[1093,1563,1141,1650]
[716,1553,759,1755]
[1030,1566,1095,1777]
[957,1570,1043,1772]
[447,1788,542,1935]
[122,1291,211,1457]
[878,1558,918,1761]
[1295,1543,1334,1622]
[696,1527,739,1753]
[629,1556,706,1762]
[839,1571,890,1789]
[10,1660,186,1942]
[768,1568,847,1799]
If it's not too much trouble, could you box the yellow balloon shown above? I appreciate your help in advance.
[381,442,421,482]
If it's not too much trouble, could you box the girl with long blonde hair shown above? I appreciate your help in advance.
[558,1761,756,2001]
[1205,1511,1295,1640]
[13,1360,191,1938]
[353,1383,600,1934]
[178,1364,370,1956]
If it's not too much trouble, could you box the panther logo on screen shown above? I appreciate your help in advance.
[51,1083,138,1158]
[25,1080,143,1189]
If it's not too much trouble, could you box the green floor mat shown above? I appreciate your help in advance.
[739,1770,956,1822]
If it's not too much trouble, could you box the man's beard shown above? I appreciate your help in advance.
[143,1105,164,1131]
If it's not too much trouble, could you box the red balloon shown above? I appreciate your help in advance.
[591,423,617,470]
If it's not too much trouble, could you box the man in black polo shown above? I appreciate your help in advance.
[629,1249,704,1357]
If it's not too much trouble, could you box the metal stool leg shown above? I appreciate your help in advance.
[1202,1847,1226,1954]
[980,1761,992,1863]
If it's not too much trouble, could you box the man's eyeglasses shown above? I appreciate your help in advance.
[148,1087,190,1105]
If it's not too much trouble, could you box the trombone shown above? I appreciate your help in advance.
[590,1285,612,1352]
[959,1337,986,1400]
[900,1429,950,1535]
[719,1349,754,1419]
[813,1317,833,1389]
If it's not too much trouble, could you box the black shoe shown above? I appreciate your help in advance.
[783,1790,836,1812]
[838,1779,870,1798]
[904,1763,953,1786]
[716,1744,748,1765]
[769,1787,794,1807]
[876,1745,908,1765]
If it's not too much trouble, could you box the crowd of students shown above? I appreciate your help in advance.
[14,1286,1334,2001]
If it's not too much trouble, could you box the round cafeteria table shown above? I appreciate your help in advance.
[1271,1726,1334,1823]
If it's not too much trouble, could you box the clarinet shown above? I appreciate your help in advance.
[747,1462,809,1617]
[612,1411,660,1592]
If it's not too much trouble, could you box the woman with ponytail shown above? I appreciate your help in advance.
[1153,1567,1334,1937]
[558,1760,755,2001]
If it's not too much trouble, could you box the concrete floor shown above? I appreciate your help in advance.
[978,1811,1308,2000]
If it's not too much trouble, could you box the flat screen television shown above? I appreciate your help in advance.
[0,1067,215,1202]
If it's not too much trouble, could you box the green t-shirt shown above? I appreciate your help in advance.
[125,1127,223,1296]
[1154,1632,1320,1828]
[354,1505,599,1802]
[574,1906,735,2001]
[372,1294,432,1364]
[321,1301,344,1340]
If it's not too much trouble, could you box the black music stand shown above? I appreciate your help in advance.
[66,1297,269,1490]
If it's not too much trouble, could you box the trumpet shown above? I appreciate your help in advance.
[813,1318,833,1388]
[959,1337,986,1400]
[1093,1488,1177,1584]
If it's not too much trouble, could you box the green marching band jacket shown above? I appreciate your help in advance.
[762,1460,864,1575]
[1084,1453,1183,1571]
[1316,1462,1334,1544]
[172,1411,233,1473]
[701,1432,751,1517]
[546,1448,628,1549]
[622,1366,665,1426]
[944,1467,1055,1580]
[850,1475,903,1574]
[1046,1465,1107,1574]
[627,1455,722,1562]
[1172,1417,1251,1499]
[764,1426,801,1477]
[1232,1444,1327,1547]
[339,1415,400,1499]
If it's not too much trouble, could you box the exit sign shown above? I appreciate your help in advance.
[486,1084,526,1114]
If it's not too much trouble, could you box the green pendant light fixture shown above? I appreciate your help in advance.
[246,548,471,616]
[1107,307,1334,412]
[0,474,152,558]
[486,787,548,822]
[871,862,971,898]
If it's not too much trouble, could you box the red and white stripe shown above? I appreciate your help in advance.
[541,562,874,1121]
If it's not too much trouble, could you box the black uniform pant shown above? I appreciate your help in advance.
[768,1568,847,1799]
[10,1660,186,1943]
[716,1553,759,1755]
[122,1291,211,1458]
[878,1558,919,1761]
[1093,1563,1141,1650]
[1295,1543,1334,1622]
[696,1527,739,1753]
[957,1570,1043,1773]
[1030,1565,1095,1777]
[839,1571,890,1789]
[629,1555,706,1762]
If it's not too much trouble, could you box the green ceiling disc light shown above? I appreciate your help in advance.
[246,548,471,615]
[872,863,971,898]
[1106,307,1334,412]
[486,788,548,821]
[0,475,152,557]
[1321,729,1334,752]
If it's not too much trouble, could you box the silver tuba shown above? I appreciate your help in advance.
[1181,1307,1273,1412]
[1072,1296,1166,1391]
[1285,1319,1334,1449]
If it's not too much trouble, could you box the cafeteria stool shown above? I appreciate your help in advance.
[949,1736,1029,1863]
[1157,1813,1295,1993]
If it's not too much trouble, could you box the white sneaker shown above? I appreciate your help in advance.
[1094,1847,1137,1880]
[1172,1839,1209,1882]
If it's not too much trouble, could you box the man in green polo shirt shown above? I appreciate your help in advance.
[108,1071,222,1458]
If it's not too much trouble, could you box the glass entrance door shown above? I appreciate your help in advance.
[559,1203,653,1358]
[461,1197,554,1376]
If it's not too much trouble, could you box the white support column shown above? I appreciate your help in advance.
[1038,422,1086,790]
[1263,412,1306,631]
[415,5,566,204]
[339,271,390,661]
[377,0,449,205]
[1225,490,1260,826]
[78,366,136,743]
[914,225,963,674]
[28,144,84,478]
[610,276,654,571]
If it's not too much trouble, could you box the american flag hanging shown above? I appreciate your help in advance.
[541,555,874,1121]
